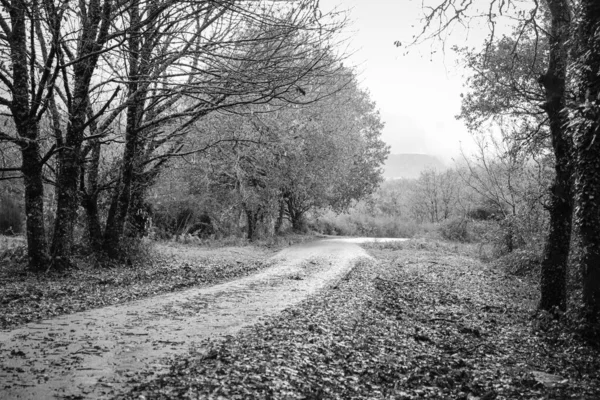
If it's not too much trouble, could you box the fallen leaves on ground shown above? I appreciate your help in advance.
[121,244,600,400]
[0,242,274,330]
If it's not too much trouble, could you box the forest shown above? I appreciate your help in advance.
[1,0,600,398]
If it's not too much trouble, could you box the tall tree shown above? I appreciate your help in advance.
[537,0,572,313]
[0,0,66,270]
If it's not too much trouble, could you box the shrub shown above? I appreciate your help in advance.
[493,248,542,278]
[439,218,469,242]
[0,195,23,235]
[311,212,419,238]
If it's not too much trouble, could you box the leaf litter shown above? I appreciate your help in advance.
[0,241,276,331]
[120,242,600,400]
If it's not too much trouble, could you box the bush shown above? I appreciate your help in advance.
[310,212,419,238]
[493,248,542,278]
[0,195,23,235]
[439,218,469,242]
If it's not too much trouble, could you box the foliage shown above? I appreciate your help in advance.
[311,210,422,238]
[150,71,388,240]
[120,244,600,400]
[493,248,543,278]
[438,217,469,242]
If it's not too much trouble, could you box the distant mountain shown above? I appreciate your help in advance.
[382,153,446,179]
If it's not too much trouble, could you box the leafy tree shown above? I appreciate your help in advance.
[151,69,387,239]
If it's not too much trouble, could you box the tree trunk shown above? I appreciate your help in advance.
[125,175,156,238]
[102,0,143,256]
[82,192,103,251]
[80,106,103,251]
[274,198,285,234]
[539,169,571,312]
[51,142,82,265]
[21,140,50,271]
[573,0,600,321]
[244,206,259,241]
[539,0,572,313]
[286,196,306,233]
[101,106,141,255]
[102,130,136,256]
[81,141,103,252]
[9,0,49,271]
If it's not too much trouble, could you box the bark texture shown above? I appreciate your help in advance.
[539,0,573,313]
[9,0,49,270]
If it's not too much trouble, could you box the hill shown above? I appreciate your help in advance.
[382,153,446,179]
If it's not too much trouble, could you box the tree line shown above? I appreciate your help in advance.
[147,72,388,241]
[0,1,387,270]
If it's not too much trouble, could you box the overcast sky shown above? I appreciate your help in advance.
[319,0,495,162]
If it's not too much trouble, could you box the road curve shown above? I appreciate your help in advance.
[0,238,399,399]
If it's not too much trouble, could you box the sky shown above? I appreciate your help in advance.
[319,0,495,163]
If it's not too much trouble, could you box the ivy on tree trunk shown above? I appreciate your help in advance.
[539,0,573,313]
[573,0,600,321]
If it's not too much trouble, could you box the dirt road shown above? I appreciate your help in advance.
[0,238,405,399]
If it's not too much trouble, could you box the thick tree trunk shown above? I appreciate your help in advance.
[125,176,156,238]
[539,0,572,313]
[82,193,102,251]
[286,196,306,233]
[575,128,600,320]
[539,168,571,312]
[51,142,82,265]
[101,96,142,255]
[573,0,600,321]
[21,141,50,271]
[9,0,49,271]
[102,134,136,256]
[102,0,143,256]
[244,206,260,241]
